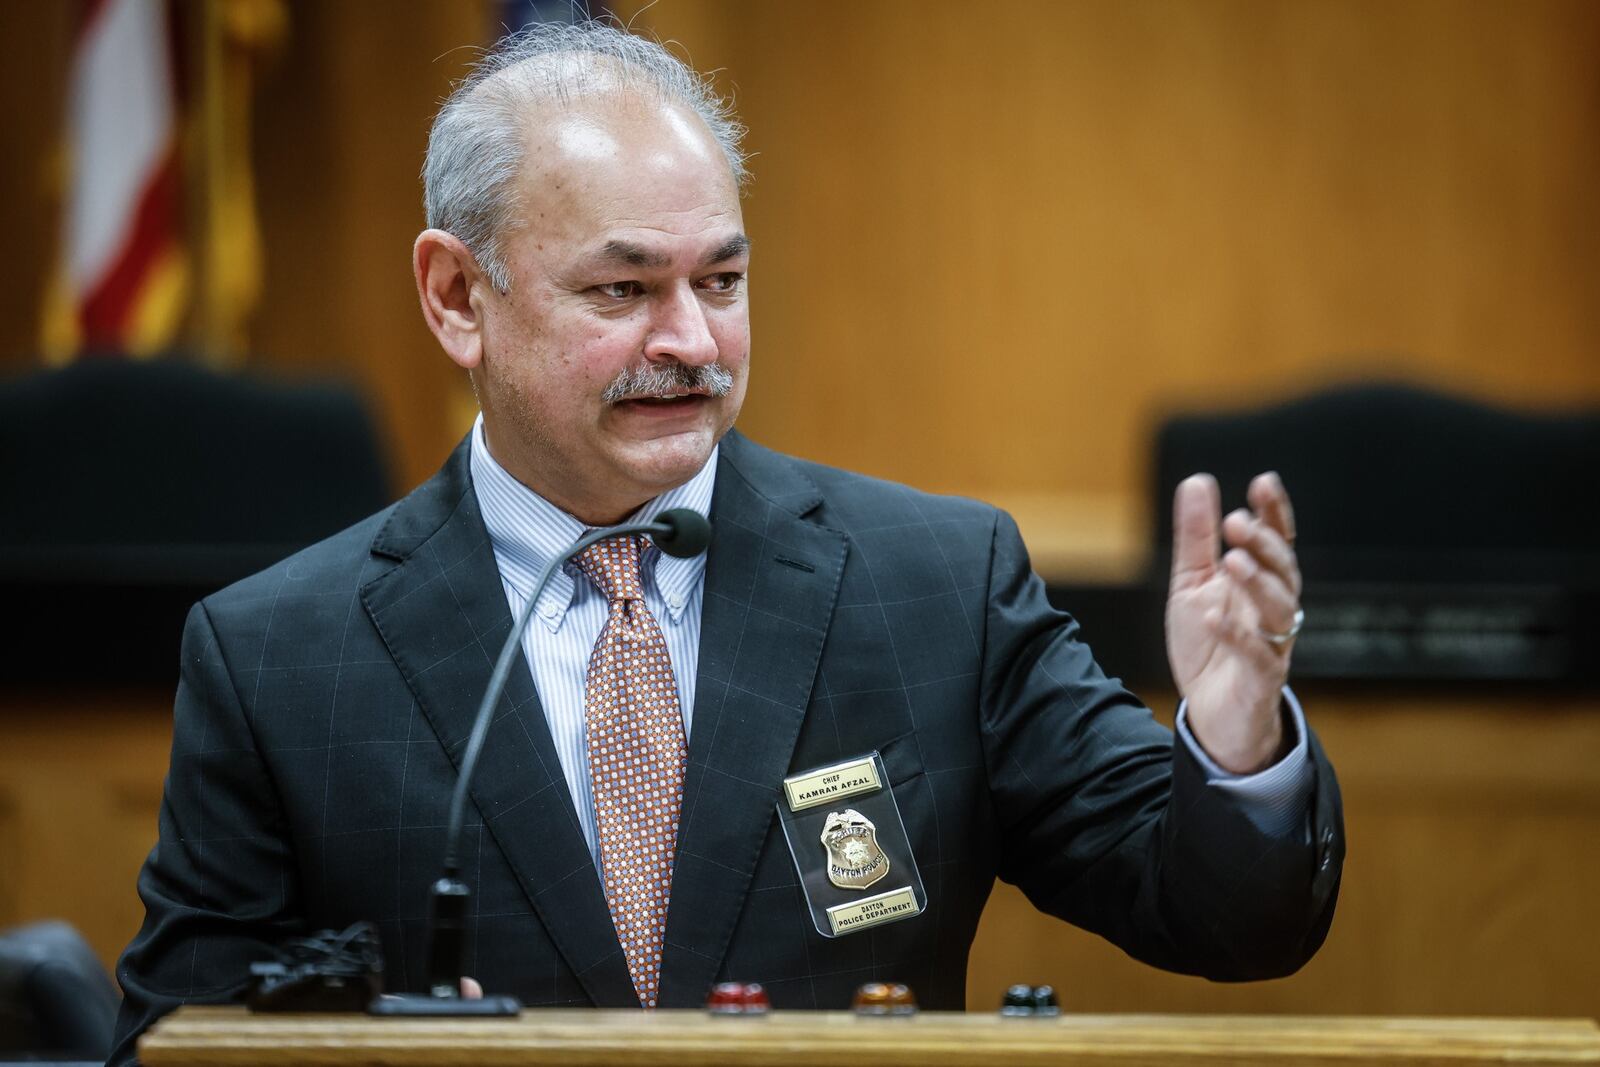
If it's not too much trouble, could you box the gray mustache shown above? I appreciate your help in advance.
[601,362,735,404]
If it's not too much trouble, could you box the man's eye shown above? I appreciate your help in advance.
[701,272,743,292]
[595,281,643,300]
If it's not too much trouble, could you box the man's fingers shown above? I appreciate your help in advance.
[1224,548,1299,637]
[1171,474,1221,582]
[1222,508,1301,597]
[461,976,483,1000]
[1247,471,1297,546]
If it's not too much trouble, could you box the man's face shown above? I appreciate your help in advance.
[472,91,750,524]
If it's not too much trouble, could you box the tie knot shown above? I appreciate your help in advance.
[575,534,647,603]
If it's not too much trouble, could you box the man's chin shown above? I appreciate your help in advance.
[612,429,722,492]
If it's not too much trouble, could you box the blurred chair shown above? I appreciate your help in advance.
[0,921,118,1060]
[0,357,392,682]
[1145,380,1599,682]
[1150,381,1599,585]
[0,356,390,561]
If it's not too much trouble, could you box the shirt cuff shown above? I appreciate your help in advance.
[1175,687,1313,838]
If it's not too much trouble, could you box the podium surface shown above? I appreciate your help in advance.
[141,1006,1600,1065]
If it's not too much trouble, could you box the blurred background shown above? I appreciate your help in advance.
[0,0,1596,1047]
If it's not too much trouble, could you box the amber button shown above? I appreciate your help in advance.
[852,981,917,1015]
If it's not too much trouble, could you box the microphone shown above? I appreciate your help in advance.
[378,507,712,1016]
[652,506,712,558]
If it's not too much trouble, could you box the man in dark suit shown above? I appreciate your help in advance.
[111,21,1341,1063]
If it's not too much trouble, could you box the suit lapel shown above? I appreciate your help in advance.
[659,431,848,1007]
[358,442,636,1006]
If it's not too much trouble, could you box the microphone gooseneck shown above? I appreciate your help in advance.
[425,507,711,998]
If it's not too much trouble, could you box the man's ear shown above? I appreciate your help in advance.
[414,228,491,370]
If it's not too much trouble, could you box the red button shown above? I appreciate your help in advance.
[706,981,770,1014]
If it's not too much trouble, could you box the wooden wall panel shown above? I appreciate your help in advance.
[627,0,1600,511]
[0,694,172,974]
[0,3,73,368]
[0,793,18,930]
[244,0,484,493]
[965,695,1600,1020]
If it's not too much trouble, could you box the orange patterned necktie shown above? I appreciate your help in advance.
[575,534,687,1008]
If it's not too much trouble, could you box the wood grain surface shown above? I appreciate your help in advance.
[138,1006,1600,1066]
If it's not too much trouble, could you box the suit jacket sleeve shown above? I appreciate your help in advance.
[108,602,305,1066]
[979,510,1343,981]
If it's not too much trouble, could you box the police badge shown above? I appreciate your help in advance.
[778,751,926,937]
[821,809,890,890]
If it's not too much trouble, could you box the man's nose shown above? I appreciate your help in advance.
[644,283,718,366]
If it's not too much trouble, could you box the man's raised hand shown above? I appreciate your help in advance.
[1165,471,1302,774]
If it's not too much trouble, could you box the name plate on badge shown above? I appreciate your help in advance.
[825,886,921,935]
[783,755,882,812]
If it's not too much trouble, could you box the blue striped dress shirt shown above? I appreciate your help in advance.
[470,418,716,863]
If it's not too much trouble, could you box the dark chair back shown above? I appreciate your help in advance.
[1151,381,1599,585]
[0,357,390,555]
[0,357,393,682]
[0,921,118,1059]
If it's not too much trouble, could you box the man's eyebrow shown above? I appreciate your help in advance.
[596,240,672,269]
[589,234,750,271]
[703,234,751,266]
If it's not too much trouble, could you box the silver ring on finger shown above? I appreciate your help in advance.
[1261,607,1304,647]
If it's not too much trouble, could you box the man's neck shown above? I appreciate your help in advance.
[478,427,653,527]
[473,417,716,531]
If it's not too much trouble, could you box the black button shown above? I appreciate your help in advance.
[1001,983,1060,1017]
[1030,984,1060,1014]
[1001,984,1032,1012]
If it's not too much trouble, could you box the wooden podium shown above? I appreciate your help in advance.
[140,1007,1600,1065]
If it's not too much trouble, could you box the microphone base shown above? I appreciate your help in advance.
[368,993,522,1017]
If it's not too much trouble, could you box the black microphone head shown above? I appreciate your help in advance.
[653,508,712,558]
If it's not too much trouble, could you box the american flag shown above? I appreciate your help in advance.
[47,0,187,359]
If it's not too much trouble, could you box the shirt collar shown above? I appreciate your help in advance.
[469,415,716,631]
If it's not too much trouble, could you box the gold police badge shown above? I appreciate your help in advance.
[820,809,890,890]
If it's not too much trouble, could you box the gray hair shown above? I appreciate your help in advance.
[423,20,749,293]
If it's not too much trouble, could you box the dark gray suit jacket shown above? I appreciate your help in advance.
[111,431,1343,1062]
